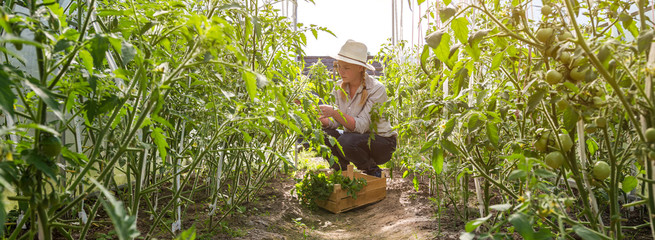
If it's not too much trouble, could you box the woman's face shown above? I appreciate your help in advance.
[336,61,364,84]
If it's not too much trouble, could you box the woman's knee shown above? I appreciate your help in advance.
[337,133,365,147]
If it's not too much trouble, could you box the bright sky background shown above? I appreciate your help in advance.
[296,0,393,56]
[293,0,433,56]
[288,0,654,56]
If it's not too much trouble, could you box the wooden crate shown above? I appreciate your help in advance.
[315,165,387,213]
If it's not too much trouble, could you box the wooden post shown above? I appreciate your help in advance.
[642,42,655,237]
[344,164,354,180]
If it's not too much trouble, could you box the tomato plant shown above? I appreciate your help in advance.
[409,0,655,238]
[0,0,329,238]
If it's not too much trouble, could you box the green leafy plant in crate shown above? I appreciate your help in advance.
[294,170,367,210]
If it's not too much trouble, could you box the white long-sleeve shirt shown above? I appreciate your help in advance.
[326,75,398,138]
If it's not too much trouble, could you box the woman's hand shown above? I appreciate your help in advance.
[319,105,339,118]
[319,117,330,127]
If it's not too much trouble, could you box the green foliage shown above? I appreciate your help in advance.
[294,172,333,210]
[175,226,196,240]
[294,170,367,210]
[391,0,654,238]
[0,0,332,238]
[91,179,140,240]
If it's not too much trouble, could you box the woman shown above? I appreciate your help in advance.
[318,39,397,177]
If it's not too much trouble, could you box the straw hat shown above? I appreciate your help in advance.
[331,39,375,71]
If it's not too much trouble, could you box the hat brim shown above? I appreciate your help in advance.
[330,55,376,71]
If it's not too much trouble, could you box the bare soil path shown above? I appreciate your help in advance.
[212,169,464,240]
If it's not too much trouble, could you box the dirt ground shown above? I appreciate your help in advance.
[70,164,653,240]
[69,155,652,239]
[211,169,462,240]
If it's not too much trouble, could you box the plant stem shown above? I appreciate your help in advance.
[602,126,621,239]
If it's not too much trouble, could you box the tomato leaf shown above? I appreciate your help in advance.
[465,214,491,232]
[242,71,257,101]
[452,17,469,45]
[441,139,460,156]
[452,67,468,96]
[420,139,436,154]
[486,121,499,147]
[460,232,475,240]
[96,9,125,16]
[508,169,527,181]
[443,117,456,138]
[79,49,94,73]
[563,82,580,94]
[489,51,504,72]
[89,34,109,69]
[24,150,57,180]
[151,127,169,159]
[23,79,64,121]
[275,118,302,135]
[429,75,441,97]
[571,0,580,17]
[152,115,174,129]
[586,138,598,156]
[563,106,579,133]
[526,88,546,114]
[420,45,430,69]
[434,32,451,63]
[621,176,638,193]
[89,178,140,240]
[432,147,444,174]
[573,224,602,240]
[121,42,137,64]
[534,168,557,179]
[509,212,534,240]
[467,113,480,132]
[489,203,511,212]
[0,74,16,117]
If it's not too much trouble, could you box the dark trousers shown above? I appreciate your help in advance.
[323,128,397,175]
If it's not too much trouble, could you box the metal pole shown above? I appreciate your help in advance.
[391,0,395,46]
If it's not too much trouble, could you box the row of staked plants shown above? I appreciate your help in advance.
[0,0,335,239]
[379,0,655,239]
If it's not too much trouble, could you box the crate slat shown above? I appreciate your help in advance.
[316,165,387,213]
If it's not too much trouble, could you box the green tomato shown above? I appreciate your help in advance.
[559,52,572,65]
[645,128,655,143]
[569,67,587,82]
[546,69,563,85]
[545,151,565,169]
[536,28,554,43]
[595,117,607,128]
[564,198,574,207]
[535,137,548,152]
[558,133,573,152]
[541,5,552,16]
[558,32,573,41]
[40,135,62,158]
[592,161,610,180]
